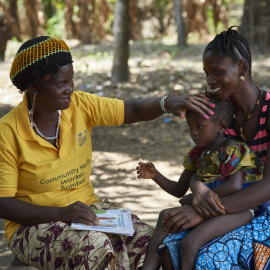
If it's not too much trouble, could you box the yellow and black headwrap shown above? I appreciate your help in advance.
[10,36,73,91]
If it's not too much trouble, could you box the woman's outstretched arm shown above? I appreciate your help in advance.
[123,94,214,124]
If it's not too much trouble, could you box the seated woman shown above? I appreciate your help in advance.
[160,26,270,270]
[0,36,212,269]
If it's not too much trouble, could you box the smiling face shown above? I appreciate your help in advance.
[203,50,242,101]
[35,63,74,111]
[186,110,222,148]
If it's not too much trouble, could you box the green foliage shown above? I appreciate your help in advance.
[104,14,114,35]
[206,5,224,35]
[206,0,244,36]
[155,0,171,10]
[46,9,66,38]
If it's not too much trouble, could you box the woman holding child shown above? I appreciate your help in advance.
[157,26,270,269]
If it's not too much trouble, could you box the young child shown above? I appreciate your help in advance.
[136,94,263,270]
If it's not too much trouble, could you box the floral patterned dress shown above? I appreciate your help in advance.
[183,142,263,190]
[9,200,153,270]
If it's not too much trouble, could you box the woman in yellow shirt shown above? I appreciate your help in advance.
[0,36,212,269]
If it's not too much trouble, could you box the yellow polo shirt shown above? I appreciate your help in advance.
[0,91,124,243]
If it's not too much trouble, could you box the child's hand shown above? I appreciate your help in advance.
[136,162,157,179]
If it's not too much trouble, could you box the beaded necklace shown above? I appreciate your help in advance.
[202,136,227,157]
[232,87,261,141]
[28,110,61,148]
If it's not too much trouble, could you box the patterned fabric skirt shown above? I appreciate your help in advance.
[9,200,154,270]
[159,207,270,270]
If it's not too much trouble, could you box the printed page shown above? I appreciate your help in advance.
[71,208,134,236]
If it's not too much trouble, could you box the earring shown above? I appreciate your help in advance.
[29,93,36,128]
[219,130,223,136]
[205,81,208,96]
[240,75,245,82]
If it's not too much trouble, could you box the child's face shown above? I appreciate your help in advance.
[186,111,221,148]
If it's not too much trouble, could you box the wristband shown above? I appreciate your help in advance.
[160,95,171,114]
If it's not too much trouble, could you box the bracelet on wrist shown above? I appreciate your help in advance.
[160,95,171,114]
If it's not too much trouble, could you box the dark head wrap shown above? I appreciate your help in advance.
[10,36,73,91]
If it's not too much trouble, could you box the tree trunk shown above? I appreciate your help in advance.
[96,0,111,40]
[77,0,95,44]
[0,15,13,60]
[23,0,41,37]
[8,0,21,40]
[241,0,270,52]
[241,0,253,46]
[182,0,208,38]
[173,0,186,46]
[129,0,138,40]
[111,0,130,86]
[208,0,229,32]
[64,0,77,39]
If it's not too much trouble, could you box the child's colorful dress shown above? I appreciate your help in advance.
[184,141,263,192]
[159,141,266,270]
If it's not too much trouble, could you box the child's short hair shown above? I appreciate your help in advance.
[207,92,233,128]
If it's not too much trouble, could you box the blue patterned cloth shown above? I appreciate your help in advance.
[159,207,270,270]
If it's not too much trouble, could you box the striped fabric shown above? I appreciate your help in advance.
[225,90,270,163]
[10,37,70,82]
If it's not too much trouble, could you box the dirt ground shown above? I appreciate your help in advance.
[0,39,270,268]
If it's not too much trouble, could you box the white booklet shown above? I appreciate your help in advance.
[71,208,134,236]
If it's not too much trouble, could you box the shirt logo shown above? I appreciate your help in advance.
[76,129,87,146]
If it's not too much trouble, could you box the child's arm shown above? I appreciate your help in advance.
[211,170,243,196]
[190,170,243,218]
[137,161,193,198]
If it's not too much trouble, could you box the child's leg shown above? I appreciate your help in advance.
[180,210,253,270]
[161,246,175,270]
[142,209,169,270]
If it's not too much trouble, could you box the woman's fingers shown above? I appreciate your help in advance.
[209,198,226,215]
[214,195,225,211]
[188,97,213,119]
[164,214,186,234]
[162,206,204,233]
[200,200,225,217]
[64,201,98,225]
[193,198,224,218]
[168,94,214,119]
[192,204,204,217]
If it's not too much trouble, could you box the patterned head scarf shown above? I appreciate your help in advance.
[10,36,73,91]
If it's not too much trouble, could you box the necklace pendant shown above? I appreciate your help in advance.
[240,133,246,141]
